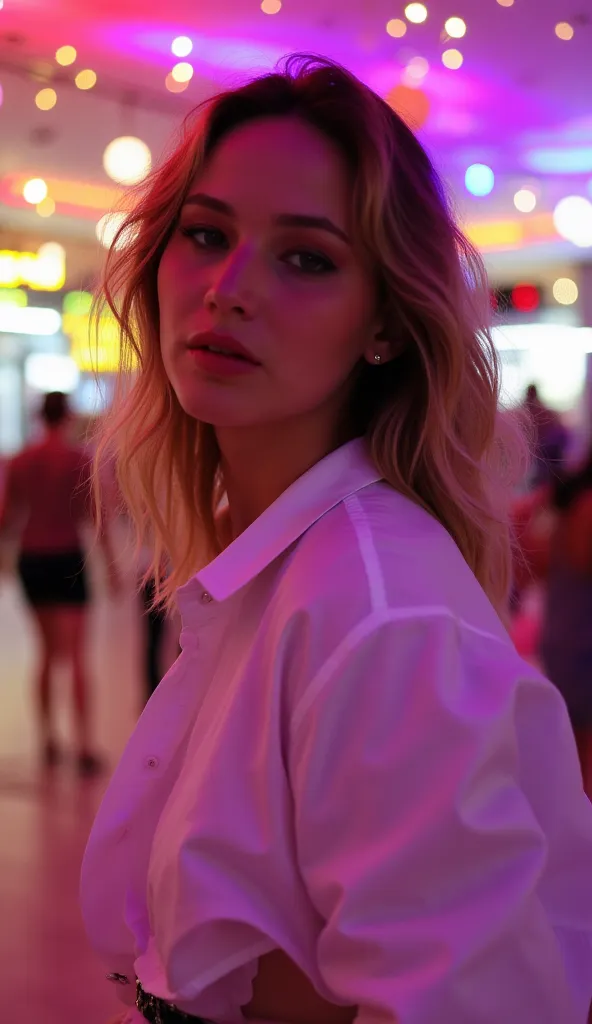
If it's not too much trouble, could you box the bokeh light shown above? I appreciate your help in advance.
[465,164,495,197]
[511,284,540,313]
[261,0,282,12]
[171,62,194,83]
[387,84,431,129]
[513,188,537,213]
[165,73,190,93]
[36,197,56,218]
[171,36,193,57]
[442,49,463,69]
[103,136,152,185]
[75,69,97,90]
[555,22,574,41]
[496,0,514,6]
[405,3,428,24]
[553,196,592,247]
[403,56,429,86]
[386,18,407,37]
[553,278,579,305]
[444,17,466,38]
[55,45,77,66]
[96,212,128,250]
[23,178,48,204]
[35,88,57,111]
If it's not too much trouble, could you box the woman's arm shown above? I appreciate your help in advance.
[288,612,592,1024]
[0,459,23,538]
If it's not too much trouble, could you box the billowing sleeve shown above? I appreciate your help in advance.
[288,611,592,1024]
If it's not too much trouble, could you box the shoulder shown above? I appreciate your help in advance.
[279,481,505,641]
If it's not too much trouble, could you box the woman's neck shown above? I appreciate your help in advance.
[216,413,352,539]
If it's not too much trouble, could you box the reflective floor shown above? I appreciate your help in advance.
[0,537,150,1024]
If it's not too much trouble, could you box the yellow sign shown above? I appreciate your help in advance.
[0,249,66,290]
[63,310,122,372]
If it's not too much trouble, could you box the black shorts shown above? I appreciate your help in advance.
[17,550,88,607]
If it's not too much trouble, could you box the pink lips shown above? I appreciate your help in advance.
[187,331,261,378]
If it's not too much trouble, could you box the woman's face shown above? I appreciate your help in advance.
[158,115,383,430]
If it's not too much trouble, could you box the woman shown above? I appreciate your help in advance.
[539,447,592,793]
[0,391,117,773]
[81,56,592,1024]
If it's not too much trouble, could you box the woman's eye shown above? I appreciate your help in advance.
[284,250,336,275]
[182,226,228,249]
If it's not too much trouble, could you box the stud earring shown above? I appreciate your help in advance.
[373,353,382,364]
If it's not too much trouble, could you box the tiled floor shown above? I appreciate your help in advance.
[0,531,176,1024]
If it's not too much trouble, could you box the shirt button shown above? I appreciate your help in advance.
[201,591,213,604]
[106,973,130,985]
[145,756,159,769]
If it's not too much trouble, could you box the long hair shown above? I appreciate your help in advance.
[95,53,523,613]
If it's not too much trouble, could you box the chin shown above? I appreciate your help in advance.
[174,387,267,428]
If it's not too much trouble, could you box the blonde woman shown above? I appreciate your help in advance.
[81,56,592,1024]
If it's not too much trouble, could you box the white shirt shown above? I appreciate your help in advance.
[81,439,592,1024]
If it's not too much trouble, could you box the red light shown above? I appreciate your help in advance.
[511,283,540,313]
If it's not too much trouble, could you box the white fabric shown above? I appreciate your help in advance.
[81,439,592,1023]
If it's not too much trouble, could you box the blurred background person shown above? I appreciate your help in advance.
[539,445,592,795]
[523,382,570,490]
[0,391,118,774]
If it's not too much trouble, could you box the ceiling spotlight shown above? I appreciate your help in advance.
[171,36,193,57]
[75,69,97,90]
[165,72,189,93]
[405,3,428,24]
[553,196,592,247]
[552,278,578,305]
[513,188,537,213]
[261,0,282,11]
[465,163,495,197]
[35,88,57,111]
[555,22,574,40]
[23,178,48,204]
[103,136,152,185]
[36,197,56,218]
[442,48,463,69]
[444,17,466,38]
[403,56,430,86]
[56,45,77,66]
[171,62,194,83]
[496,0,514,6]
[386,18,407,37]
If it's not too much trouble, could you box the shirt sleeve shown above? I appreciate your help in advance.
[288,611,592,1024]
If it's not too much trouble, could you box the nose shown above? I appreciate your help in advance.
[204,244,261,320]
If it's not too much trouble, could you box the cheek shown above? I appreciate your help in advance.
[277,278,373,367]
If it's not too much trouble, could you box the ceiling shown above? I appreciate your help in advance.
[1,0,592,262]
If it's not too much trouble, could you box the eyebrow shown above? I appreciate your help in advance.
[183,192,351,245]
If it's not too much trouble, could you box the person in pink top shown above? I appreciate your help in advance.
[0,390,117,773]
[81,56,592,1024]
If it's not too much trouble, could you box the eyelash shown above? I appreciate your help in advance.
[180,226,337,276]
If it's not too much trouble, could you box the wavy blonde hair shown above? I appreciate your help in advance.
[95,54,523,614]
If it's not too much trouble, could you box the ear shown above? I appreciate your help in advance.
[363,325,403,367]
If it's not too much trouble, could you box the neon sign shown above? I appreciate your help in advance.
[0,247,66,291]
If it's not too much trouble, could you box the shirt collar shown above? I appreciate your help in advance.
[194,438,382,603]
